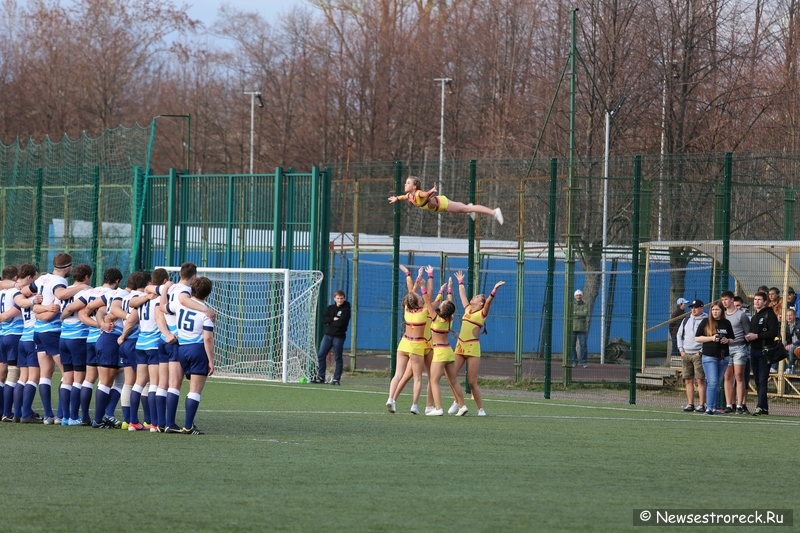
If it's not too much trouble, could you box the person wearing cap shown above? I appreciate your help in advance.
[669,298,689,358]
[744,291,780,415]
[571,289,589,368]
[676,300,707,412]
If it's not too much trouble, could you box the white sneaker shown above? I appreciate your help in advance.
[424,406,434,415]
[478,408,487,416]
[494,208,504,225]
[410,404,419,415]
[456,405,469,416]
[426,408,444,416]
[386,398,396,414]
[467,203,476,221]
[447,401,459,415]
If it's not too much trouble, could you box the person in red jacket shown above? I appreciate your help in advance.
[312,291,351,385]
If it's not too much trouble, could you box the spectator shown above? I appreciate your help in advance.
[695,301,734,415]
[669,298,689,358]
[784,308,798,374]
[677,300,708,413]
[744,291,780,415]
[733,296,752,399]
[571,289,589,368]
[720,291,750,414]
[767,287,782,317]
[787,287,797,311]
[313,290,351,386]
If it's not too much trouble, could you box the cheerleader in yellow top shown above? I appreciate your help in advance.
[452,270,504,416]
[426,277,467,416]
[392,265,437,413]
[388,176,504,225]
[386,280,431,414]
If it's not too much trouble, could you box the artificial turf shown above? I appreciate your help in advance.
[1,375,796,532]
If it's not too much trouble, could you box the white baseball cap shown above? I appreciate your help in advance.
[574,289,583,296]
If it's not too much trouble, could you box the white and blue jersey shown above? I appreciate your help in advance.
[136,296,160,351]
[20,293,35,343]
[105,288,131,335]
[32,273,68,332]
[159,283,191,340]
[4,289,24,336]
[0,287,17,336]
[175,298,214,346]
[120,290,144,340]
[60,288,89,340]
[79,286,114,344]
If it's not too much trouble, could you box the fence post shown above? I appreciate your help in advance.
[285,169,296,270]
[544,158,558,399]
[721,152,732,295]
[272,167,284,269]
[91,166,101,278]
[465,160,477,395]
[33,168,43,267]
[629,155,642,405]
[390,161,403,378]
[165,168,177,267]
[785,187,796,240]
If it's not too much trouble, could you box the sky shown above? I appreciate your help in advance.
[187,0,308,27]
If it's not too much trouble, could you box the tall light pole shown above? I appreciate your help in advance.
[601,96,626,365]
[244,91,264,174]
[434,77,452,238]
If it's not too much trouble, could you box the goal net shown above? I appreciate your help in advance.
[160,267,324,382]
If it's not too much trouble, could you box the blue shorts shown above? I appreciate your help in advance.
[137,349,158,366]
[60,338,87,369]
[17,340,38,368]
[34,331,60,356]
[86,342,98,366]
[118,338,137,368]
[178,343,210,376]
[2,334,20,365]
[97,332,121,368]
[158,339,177,364]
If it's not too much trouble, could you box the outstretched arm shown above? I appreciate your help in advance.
[411,267,423,293]
[482,281,505,317]
[399,265,414,292]
[454,270,470,309]
[447,277,454,302]
[388,194,409,203]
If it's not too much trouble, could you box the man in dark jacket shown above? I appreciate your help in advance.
[313,290,351,385]
[745,291,780,415]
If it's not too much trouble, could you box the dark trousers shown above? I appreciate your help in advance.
[317,335,345,382]
[750,351,769,411]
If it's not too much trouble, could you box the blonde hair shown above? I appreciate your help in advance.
[705,301,722,336]
[401,291,422,310]
[407,176,422,190]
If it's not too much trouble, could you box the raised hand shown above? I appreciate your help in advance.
[399,264,409,275]
[493,281,506,290]
[454,270,465,283]
[425,265,434,277]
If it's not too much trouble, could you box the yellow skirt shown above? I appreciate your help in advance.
[455,340,481,358]
[398,336,427,357]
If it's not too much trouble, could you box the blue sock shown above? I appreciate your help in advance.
[58,385,71,420]
[156,388,168,427]
[55,382,63,419]
[69,384,81,420]
[106,387,121,418]
[165,388,180,427]
[0,383,5,416]
[129,384,143,424]
[14,382,23,419]
[22,381,37,419]
[94,385,110,424]
[3,382,14,417]
[148,389,157,426]
[184,392,201,428]
[38,378,53,418]
[140,392,150,424]
[80,381,94,422]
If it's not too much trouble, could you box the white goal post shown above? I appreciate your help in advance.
[159,267,324,382]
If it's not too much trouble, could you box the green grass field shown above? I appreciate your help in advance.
[2,374,796,532]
